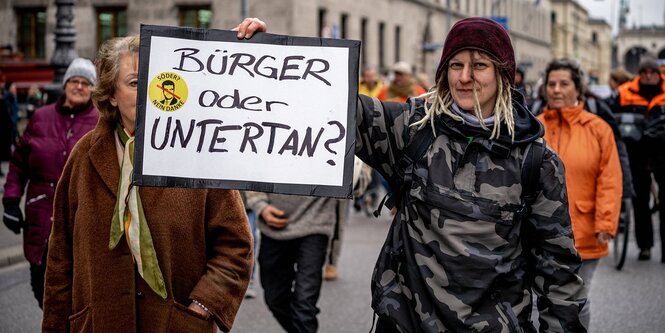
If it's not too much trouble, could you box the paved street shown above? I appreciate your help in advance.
[232,210,665,333]
[1,202,663,332]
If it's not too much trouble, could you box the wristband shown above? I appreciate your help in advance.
[191,299,213,318]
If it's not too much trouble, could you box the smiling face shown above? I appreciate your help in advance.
[447,50,498,118]
[109,53,139,134]
[63,76,93,108]
[546,69,580,110]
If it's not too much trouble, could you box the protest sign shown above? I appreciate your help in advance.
[133,25,360,198]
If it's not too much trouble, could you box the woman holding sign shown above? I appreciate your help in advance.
[353,18,586,332]
[41,19,264,332]
[229,17,584,332]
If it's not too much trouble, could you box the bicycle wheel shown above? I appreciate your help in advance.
[613,199,632,270]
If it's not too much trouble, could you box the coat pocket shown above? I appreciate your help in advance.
[573,200,596,242]
[68,305,91,333]
[420,184,521,226]
[574,200,595,214]
[168,301,215,333]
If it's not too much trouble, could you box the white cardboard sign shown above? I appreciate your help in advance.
[134,25,360,198]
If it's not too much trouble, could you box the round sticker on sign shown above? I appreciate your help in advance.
[149,72,188,112]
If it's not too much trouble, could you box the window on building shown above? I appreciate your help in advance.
[361,17,368,67]
[341,13,348,39]
[16,8,46,59]
[591,31,598,44]
[318,8,328,37]
[551,12,557,24]
[379,22,385,70]
[97,8,127,47]
[179,7,212,28]
[394,25,401,62]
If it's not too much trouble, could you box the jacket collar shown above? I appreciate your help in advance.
[432,91,543,148]
[88,117,120,196]
[624,74,665,96]
[542,101,587,126]
[55,95,95,116]
[436,115,511,158]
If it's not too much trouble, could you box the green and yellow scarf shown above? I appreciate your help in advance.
[109,124,167,299]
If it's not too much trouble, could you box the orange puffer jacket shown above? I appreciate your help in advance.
[538,102,622,259]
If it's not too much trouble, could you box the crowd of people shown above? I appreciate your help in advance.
[1,15,664,333]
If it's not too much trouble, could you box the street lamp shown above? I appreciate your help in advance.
[241,0,249,19]
[51,0,78,84]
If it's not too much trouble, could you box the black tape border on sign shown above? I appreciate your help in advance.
[134,24,360,199]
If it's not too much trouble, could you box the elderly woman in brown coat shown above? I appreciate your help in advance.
[42,19,266,333]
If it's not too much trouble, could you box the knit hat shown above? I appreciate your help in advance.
[435,17,516,86]
[63,58,97,86]
[392,61,413,75]
[638,55,660,73]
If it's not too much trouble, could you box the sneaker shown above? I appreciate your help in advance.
[324,265,338,281]
[638,249,651,261]
[244,281,257,299]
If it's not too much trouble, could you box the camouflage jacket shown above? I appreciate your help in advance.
[355,95,585,333]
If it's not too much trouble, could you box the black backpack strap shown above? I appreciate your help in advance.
[374,127,434,217]
[519,139,545,304]
[521,138,545,208]
[374,101,434,216]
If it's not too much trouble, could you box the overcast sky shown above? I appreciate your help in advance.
[578,0,665,33]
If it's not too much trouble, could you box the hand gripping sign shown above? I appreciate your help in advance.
[134,25,360,198]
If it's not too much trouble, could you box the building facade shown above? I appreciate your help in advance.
[587,18,612,85]
[616,26,665,74]
[3,0,551,85]
[550,0,612,85]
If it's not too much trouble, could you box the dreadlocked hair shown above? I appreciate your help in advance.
[412,53,515,141]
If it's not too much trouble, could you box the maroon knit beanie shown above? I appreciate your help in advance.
[435,17,516,87]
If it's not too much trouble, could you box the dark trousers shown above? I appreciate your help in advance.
[627,141,665,253]
[259,234,328,333]
[30,250,48,309]
[651,171,665,257]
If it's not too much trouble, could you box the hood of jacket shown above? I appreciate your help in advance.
[436,91,543,147]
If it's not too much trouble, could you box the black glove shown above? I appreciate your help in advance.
[3,198,24,234]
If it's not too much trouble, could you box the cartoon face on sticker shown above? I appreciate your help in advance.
[149,72,188,112]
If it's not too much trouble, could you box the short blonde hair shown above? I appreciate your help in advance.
[413,50,514,141]
[92,35,139,122]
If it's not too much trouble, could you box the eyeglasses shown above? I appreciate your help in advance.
[67,79,91,88]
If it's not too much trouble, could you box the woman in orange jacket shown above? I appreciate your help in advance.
[537,59,622,330]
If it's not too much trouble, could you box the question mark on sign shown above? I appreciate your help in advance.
[324,120,346,166]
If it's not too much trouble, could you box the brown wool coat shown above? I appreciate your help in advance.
[42,118,253,332]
